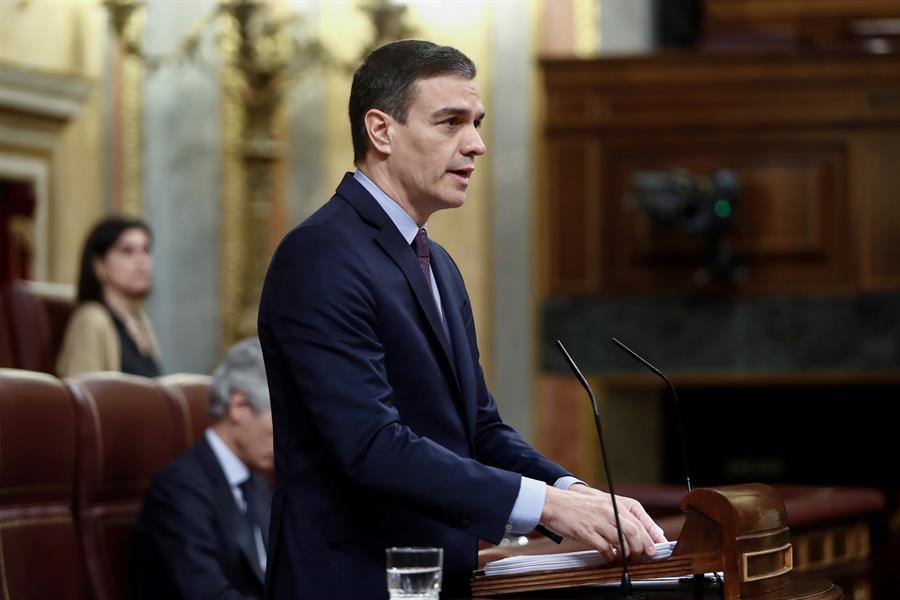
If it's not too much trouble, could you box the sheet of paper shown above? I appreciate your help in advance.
[484,541,677,576]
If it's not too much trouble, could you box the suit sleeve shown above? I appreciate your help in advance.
[259,224,520,543]
[438,247,572,485]
[138,473,252,600]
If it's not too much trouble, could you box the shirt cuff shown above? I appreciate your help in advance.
[505,477,546,535]
[554,476,586,490]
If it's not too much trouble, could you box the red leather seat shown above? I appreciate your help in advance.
[0,368,90,599]
[0,281,75,374]
[67,373,190,600]
[158,373,213,445]
[0,292,15,367]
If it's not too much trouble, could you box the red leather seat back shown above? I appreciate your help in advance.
[1,281,76,374]
[0,369,90,599]
[158,373,213,444]
[67,373,189,600]
[0,291,15,367]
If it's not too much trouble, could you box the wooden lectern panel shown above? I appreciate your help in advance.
[471,484,841,599]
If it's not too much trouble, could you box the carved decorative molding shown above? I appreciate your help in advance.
[0,63,91,122]
[0,63,92,281]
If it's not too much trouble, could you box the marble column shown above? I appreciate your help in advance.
[143,0,221,373]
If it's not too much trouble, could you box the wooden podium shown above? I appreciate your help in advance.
[471,484,841,599]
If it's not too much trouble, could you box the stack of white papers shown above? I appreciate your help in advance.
[484,541,677,577]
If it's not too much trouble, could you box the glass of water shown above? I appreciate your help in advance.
[385,546,443,599]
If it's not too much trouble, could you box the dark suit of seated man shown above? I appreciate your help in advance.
[131,338,273,600]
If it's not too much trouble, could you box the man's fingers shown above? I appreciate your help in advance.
[619,498,664,548]
[618,516,651,560]
[586,530,615,562]
[543,488,667,563]
[627,501,668,545]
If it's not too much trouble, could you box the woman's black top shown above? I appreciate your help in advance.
[109,310,162,377]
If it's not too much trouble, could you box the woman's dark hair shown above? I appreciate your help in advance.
[76,216,152,303]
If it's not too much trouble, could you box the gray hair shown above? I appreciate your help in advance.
[209,337,270,419]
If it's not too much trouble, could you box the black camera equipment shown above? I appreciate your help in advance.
[631,169,745,286]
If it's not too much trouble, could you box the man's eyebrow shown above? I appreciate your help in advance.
[431,107,486,121]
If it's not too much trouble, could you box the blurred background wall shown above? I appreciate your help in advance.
[2,0,899,488]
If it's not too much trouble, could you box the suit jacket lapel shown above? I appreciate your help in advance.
[337,174,461,395]
[430,250,477,443]
[196,438,266,585]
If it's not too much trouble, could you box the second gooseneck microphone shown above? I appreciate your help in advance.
[611,337,693,493]
[556,339,642,599]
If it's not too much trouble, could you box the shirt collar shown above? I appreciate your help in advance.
[353,169,424,245]
[205,428,249,487]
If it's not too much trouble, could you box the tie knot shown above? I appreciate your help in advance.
[413,228,430,259]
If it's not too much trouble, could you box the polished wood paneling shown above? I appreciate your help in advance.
[541,52,900,295]
[860,133,900,289]
[603,138,852,293]
[703,0,900,53]
[706,0,900,22]
[545,137,603,294]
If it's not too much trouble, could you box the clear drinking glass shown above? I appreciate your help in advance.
[385,546,443,599]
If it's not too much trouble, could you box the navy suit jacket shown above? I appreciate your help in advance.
[258,173,570,598]
[131,437,272,600]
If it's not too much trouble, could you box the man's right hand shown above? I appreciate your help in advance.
[539,485,667,562]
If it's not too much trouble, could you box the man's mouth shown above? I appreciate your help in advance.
[448,167,474,185]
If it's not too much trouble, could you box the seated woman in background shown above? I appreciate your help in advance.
[57,216,162,377]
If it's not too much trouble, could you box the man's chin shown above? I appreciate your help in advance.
[443,190,468,208]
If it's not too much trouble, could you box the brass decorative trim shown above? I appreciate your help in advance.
[121,52,144,217]
[219,61,247,348]
[114,1,145,216]
[741,542,793,582]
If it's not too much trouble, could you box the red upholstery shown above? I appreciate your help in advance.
[67,373,190,600]
[0,281,76,374]
[0,369,90,599]
[158,373,213,445]
[0,291,15,367]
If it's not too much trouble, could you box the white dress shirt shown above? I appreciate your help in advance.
[205,428,267,570]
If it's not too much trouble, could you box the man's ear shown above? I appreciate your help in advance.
[364,109,393,156]
[226,391,250,423]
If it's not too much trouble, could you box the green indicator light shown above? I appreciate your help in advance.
[714,199,732,219]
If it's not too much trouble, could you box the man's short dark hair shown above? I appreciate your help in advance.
[349,39,476,163]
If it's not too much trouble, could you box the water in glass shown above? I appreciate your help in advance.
[386,565,441,598]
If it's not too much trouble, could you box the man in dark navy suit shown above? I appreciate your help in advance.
[132,338,273,600]
[258,40,666,599]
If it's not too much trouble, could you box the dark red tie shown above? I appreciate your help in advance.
[412,228,442,323]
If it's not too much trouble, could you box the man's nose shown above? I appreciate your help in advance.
[462,127,486,156]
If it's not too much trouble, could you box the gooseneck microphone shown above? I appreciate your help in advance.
[611,337,692,493]
[556,340,642,599]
